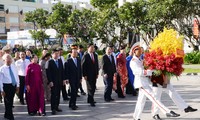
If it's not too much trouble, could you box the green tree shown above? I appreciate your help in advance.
[146,0,199,51]
[90,0,117,9]
[68,9,97,43]
[24,8,49,48]
[30,30,50,48]
[118,0,147,46]
[47,2,73,46]
[93,3,128,47]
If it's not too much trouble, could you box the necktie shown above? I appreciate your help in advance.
[79,52,82,59]
[74,58,77,67]
[91,53,95,63]
[23,60,26,71]
[9,66,16,86]
[55,60,59,68]
[109,55,112,63]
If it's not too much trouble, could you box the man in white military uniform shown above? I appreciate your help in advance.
[151,76,197,120]
[130,43,180,120]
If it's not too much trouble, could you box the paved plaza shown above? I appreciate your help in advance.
[0,72,200,120]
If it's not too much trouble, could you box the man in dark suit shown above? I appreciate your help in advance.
[77,45,86,95]
[102,46,116,102]
[46,49,64,115]
[82,43,99,107]
[64,45,82,110]
[58,48,69,101]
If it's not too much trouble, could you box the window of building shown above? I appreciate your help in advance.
[0,17,5,23]
[9,17,19,23]
[8,5,19,13]
[0,4,4,11]
[0,27,6,33]
[10,26,19,32]
[22,0,36,2]
[23,7,36,13]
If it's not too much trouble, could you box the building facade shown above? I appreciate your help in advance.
[0,0,92,40]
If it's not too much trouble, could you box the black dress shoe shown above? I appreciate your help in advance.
[88,101,96,103]
[81,92,86,95]
[20,101,25,105]
[90,103,95,107]
[4,116,14,120]
[63,97,69,101]
[166,111,180,117]
[105,99,110,102]
[77,94,80,97]
[184,106,197,113]
[153,114,162,120]
[118,95,125,98]
[71,106,78,110]
[52,110,56,115]
[110,98,115,101]
[29,112,37,116]
[56,108,62,112]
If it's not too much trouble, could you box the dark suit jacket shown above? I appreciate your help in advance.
[64,57,82,84]
[102,54,116,79]
[78,51,84,60]
[46,59,64,86]
[82,52,99,79]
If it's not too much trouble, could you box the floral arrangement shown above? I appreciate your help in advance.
[144,28,184,77]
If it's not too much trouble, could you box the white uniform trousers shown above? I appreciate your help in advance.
[133,85,171,119]
[152,83,188,116]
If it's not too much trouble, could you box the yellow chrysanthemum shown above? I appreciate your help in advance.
[150,28,184,57]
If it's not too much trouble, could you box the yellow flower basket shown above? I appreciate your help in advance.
[150,28,184,57]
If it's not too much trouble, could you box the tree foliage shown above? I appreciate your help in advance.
[24,8,49,48]
[47,2,73,46]
[68,9,97,43]
[30,30,50,48]
[24,1,200,51]
[90,0,117,9]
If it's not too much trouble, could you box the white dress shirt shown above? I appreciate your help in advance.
[72,57,77,66]
[0,64,20,91]
[15,59,30,76]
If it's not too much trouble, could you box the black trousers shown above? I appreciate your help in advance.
[126,79,134,94]
[0,91,2,102]
[79,83,84,93]
[19,76,25,103]
[86,76,96,103]
[116,74,124,97]
[61,85,68,100]
[3,84,16,120]
[69,82,79,107]
[103,76,113,100]
[50,85,61,111]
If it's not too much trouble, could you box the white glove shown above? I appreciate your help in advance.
[145,69,155,76]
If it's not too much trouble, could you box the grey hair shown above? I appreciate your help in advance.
[2,54,12,61]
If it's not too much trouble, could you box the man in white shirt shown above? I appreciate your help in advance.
[15,51,30,105]
[0,54,19,120]
[130,43,180,120]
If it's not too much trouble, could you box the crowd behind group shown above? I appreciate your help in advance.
[0,43,198,120]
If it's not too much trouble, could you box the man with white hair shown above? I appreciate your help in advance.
[130,43,180,120]
[0,54,19,120]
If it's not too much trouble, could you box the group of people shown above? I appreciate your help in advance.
[0,42,198,120]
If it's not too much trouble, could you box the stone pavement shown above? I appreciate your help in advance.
[0,74,200,120]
